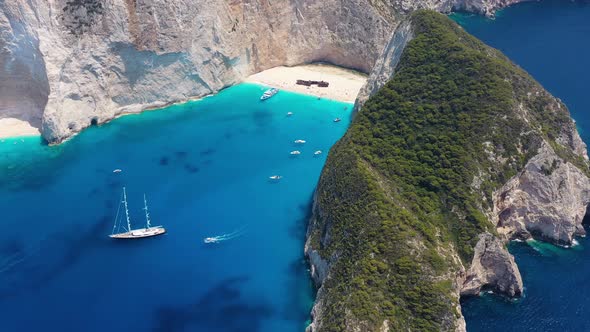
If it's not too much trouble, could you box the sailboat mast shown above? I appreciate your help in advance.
[143,194,151,229]
[123,187,131,231]
[112,191,123,235]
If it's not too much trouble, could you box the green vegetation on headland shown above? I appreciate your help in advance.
[308,10,583,331]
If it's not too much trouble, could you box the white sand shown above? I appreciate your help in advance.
[0,64,365,139]
[245,64,367,103]
[0,118,41,139]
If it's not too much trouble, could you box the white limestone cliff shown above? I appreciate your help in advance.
[1,0,526,143]
[461,233,523,297]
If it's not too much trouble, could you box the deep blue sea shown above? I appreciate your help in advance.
[0,84,352,332]
[453,1,590,331]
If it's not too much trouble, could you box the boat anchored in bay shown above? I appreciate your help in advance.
[110,187,166,239]
[260,88,279,101]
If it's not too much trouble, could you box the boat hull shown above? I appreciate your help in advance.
[109,227,166,239]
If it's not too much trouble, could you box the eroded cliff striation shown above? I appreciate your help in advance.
[1,0,527,143]
[305,11,590,331]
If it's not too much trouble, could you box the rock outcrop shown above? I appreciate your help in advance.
[495,142,590,245]
[1,0,528,143]
[461,233,523,297]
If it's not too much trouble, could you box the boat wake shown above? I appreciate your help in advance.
[204,228,245,244]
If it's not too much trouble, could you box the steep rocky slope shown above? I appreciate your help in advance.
[2,0,524,143]
[305,10,590,331]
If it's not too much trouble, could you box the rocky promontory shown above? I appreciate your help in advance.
[305,10,590,331]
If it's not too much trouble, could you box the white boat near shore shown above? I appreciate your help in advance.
[260,88,279,101]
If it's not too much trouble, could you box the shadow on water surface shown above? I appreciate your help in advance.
[153,276,274,332]
[287,196,314,241]
[281,258,314,325]
[281,195,315,327]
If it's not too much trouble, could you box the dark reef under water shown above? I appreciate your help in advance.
[0,84,351,332]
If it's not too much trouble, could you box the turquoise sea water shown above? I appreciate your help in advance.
[0,83,352,331]
[453,1,590,331]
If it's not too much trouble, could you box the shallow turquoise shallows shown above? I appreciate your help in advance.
[0,83,352,332]
[453,1,590,331]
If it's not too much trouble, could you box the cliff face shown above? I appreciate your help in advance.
[305,11,590,331]
[1,0,396,142]
[1,0,526,143]
[495,142,590,244]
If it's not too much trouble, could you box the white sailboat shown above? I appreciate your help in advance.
[110,187,166,239]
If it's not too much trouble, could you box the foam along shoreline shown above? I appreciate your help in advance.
[245,64,367,103]
[0,118,41,139]
[0,64,362,141]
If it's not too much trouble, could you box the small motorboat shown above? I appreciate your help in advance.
[294,139,306,144]
[287,112,293,116]
[334,118,341,122]
[269,175,283,180]
[204,237,218,244]
[290,150,301,155]
[260,88,279,101]
[314,150,322,155]
[113,169,122,173]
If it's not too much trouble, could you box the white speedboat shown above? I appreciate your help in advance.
[204,237,218,244]
[269,175,282,180]
[260,88,279,101]
[294,139,306,144]
[334,118,341,122]
[113,169,122,173]
[290,150,301,155]
[287,112,293,116]
[314,150,322,155]
[109,187,166,239]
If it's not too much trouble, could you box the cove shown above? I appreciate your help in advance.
[0,83,352,332]
[452,1,590,330]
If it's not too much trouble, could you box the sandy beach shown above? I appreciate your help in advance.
[245,64,367,103]
[0,118,40,139]
[0,64,365,139]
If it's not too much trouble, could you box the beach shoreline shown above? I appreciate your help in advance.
[244,64,367,103]
[0,118,41,139]
[1,64,365,140]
